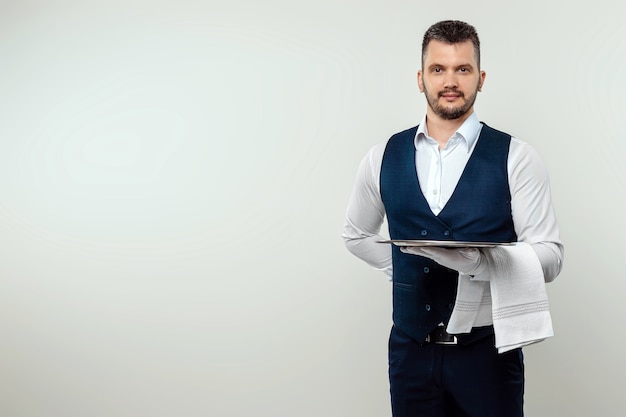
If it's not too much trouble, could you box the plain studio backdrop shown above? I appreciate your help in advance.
[0,1,623,416]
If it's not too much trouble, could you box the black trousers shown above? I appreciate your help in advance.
[388,325,524,417]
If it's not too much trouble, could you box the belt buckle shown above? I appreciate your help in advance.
[437,335,458,345]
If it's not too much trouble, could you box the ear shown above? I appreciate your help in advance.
[417,70,424,92]
[478,70,486,91]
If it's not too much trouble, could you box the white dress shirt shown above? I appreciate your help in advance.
[342,112,564,281]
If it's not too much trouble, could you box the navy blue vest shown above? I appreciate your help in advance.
[380,123,517,343]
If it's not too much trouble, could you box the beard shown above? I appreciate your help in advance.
[423,81,480,120]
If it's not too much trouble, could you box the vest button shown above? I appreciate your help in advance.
[423,267,430,273]
[421,230,428,236]
[443,230,450,236]
[425,304,431,311]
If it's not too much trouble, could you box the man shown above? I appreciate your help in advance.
[342,20,563,417]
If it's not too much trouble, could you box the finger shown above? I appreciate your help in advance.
[400,246,428,256]
[400,246,417,254]
[416,247,451,257]
[458,247,479,256]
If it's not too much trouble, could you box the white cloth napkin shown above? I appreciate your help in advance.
[447,242,554,353]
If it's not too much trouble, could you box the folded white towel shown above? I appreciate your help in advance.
[447,242,553,353]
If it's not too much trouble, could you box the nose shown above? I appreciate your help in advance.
[443,72,458,89]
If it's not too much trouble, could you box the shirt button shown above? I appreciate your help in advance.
[421,230,428,236]
[425,304,431,311]
[432,189,438,195]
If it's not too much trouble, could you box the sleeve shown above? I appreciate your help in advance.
[341,143,393,279]
[508,139,564,282]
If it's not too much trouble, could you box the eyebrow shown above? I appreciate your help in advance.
[427,62,475,70]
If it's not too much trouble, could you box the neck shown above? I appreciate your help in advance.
[425,109,473,148]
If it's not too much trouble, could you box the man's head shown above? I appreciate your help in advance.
[418,20,485,121]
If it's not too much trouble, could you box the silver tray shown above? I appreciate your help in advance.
[377,240,514,248]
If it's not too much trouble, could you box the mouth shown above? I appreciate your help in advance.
[439,92,463,102]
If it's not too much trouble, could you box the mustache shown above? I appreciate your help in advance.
[438,89,464,98]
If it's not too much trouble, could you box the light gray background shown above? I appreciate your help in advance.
[0,1,623,416]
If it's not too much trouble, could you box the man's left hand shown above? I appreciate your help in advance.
[400,246,486,276]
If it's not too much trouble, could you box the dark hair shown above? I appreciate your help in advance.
[421,20,481,68]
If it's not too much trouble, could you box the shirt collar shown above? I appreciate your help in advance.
[414,112,482,152]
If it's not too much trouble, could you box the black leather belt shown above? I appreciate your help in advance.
[425,325,495,346]
[425,326,458,345]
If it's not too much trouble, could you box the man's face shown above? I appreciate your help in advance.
[418,39,486,120]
